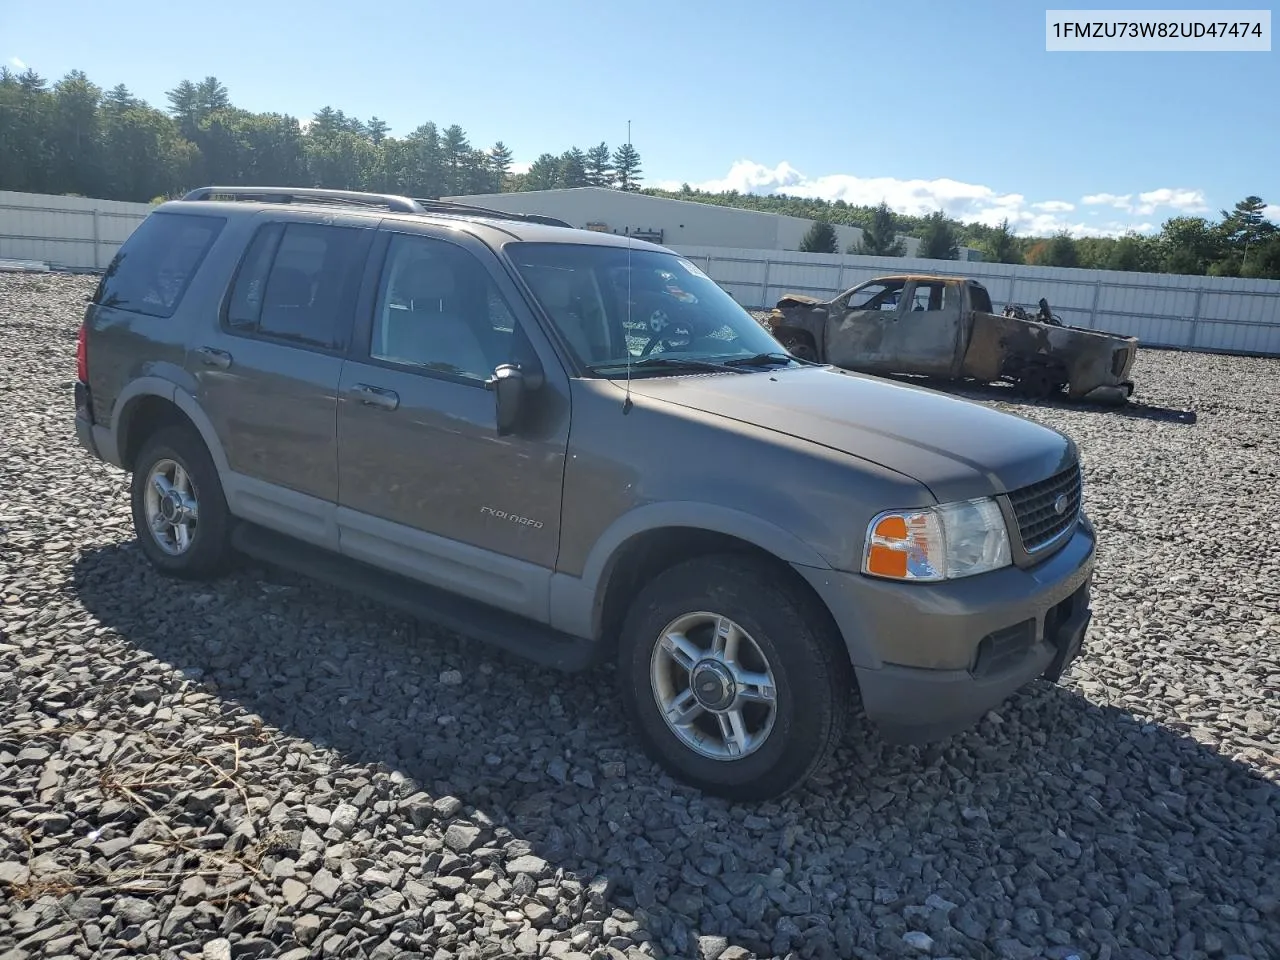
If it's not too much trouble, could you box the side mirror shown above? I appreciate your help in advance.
[485,363,542,436]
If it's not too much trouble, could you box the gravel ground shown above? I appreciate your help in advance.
[2,272,1278,960]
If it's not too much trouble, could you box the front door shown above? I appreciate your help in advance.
[188,212,373,548]
[334,228,571,622]
[827,278,962,377]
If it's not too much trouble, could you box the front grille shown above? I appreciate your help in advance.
[1007,462,1082,554]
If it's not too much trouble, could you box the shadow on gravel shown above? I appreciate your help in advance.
[879,374,1200,425]
[71,542,1279,960]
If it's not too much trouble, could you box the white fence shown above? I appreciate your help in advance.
[0,191,152,271]
[668,245,1280,357]
[3,191,1278,356]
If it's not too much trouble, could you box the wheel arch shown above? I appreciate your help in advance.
[561,505,855,671]
[113,379,230,476]
[769,324,821,360]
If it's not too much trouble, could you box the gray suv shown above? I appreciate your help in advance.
[74,186,1095,801]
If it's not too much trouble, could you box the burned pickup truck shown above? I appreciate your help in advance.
[763,274,1137,403]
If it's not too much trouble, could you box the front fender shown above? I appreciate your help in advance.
[547,500,834,641]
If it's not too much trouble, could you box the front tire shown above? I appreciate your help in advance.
[617,554,851,801]
[129,425,233,580]
[777,332,818,362]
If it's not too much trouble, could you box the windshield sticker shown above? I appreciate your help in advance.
[676,258,710,280]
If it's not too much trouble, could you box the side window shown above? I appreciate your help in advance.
[848,281,904,312]
[95,212,225,318]
[909,282,944,312]
[225,221,366,350]
[370,234,513,382]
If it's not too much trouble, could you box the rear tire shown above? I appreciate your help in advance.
[129,425,233,581]
[616,553,851,801]
[1016,363,1066,400]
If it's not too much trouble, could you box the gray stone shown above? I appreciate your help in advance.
[903,931,935,953]
[697,935,729,960]
[445,824,482,852]
[507,855,549,878]
[115,897,157,925]
[312,867,342,898]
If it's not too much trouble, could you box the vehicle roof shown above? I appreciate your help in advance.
[861,274,985,284]
[156,196,673,253]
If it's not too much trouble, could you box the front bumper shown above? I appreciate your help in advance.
[1082,380,1134,405]
[793,516,1096,744]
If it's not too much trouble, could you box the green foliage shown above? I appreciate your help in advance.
[584,143,614,188]
[612,142,642,191]
[1104,233,1161,272]
[0,65,645,205]
[919,211,959,260]
[1156,217,1222,275]
[855,202,905,257]
[799,220,838,254]
[981,219,1022,264]
[487,141,513,187]
[559,148,588,188]
[644,184,1278,279]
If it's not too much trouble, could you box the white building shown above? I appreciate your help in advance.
[441,186,981,259]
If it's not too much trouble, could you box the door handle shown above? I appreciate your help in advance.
[350,383,399,410]
[195,346,232,369]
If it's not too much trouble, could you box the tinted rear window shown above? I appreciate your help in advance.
[94,212,226,318]
[224,221,367,351]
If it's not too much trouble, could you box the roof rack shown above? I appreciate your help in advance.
[179,185,575,229]
[410,197,573,229]
[180,186,425,214]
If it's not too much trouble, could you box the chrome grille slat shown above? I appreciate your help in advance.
[1006,463,1081,554]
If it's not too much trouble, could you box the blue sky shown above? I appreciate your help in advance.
[4,0,1276,236]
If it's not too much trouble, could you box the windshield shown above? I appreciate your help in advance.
[504,242,791,374]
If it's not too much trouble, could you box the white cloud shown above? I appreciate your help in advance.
[655,161,1179,238]
[1265,204,1280,222]
[1132,188,1209,216]
[1082,188,1208,217]
[1082,192,1132,208]
[509,161,532,176]
[9,57,26,70]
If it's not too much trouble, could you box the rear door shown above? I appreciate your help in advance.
[333,226,572,622]
[187,211,374,548]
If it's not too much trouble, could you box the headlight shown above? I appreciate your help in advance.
[862,497,1012,582]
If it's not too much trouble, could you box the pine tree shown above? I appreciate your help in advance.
[799,221,838,253]
[366,117,389,145]
[487,141,513,187]
[982,218,1021,263]
[856,201,905,256]
[559,147,587,187]
[612,142,642,191]
[919,212,959,260]
[584,142,613,187]
[525,153,562,191]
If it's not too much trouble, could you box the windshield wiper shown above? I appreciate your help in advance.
[587,356,751,375]
[721,352,806,368]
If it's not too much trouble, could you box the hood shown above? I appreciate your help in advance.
[626,365,1076,503]
[775,293,826,309]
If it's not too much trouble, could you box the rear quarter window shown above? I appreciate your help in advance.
[94,212,226,318]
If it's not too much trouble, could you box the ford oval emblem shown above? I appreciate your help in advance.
[1053,494,1070,516]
